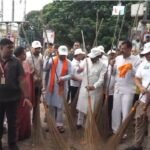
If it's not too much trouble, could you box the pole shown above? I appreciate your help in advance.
[143,0,148,21]
[1,0,3,21]
[12,0,15,22]
[24,0,27,21]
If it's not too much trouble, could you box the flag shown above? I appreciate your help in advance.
[112,6,125,16]
[43,30,55,44]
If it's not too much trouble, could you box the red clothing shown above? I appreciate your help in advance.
[17,61,35,141]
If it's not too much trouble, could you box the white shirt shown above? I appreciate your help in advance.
[70,58,81,87]
[26,51,43,76]
[135,59,150,103]
[113,55,141,94]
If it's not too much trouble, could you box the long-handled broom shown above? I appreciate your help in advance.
[42,97,69,150]
[103,100,139,150]
[81,30,104,150]
[21,24,46,149]
[103,82,150,150]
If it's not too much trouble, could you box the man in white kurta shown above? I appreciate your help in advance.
[111,40,141,135]
[44,45,72,132]
[70,48,85,104]
[76,47,106,127]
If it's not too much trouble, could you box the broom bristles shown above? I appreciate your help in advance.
[103,101,139,150]
[43,101,70,150]
[63,94,79,139]
[85,96,105,150]
[32,100,47,149]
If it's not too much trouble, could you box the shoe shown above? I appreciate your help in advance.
[125,145,143,150]
[122,133,127,140]
[76,125,83,130]
[57,126,65,133]
[9,144,19,150]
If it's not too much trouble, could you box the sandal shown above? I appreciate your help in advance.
[57,126,65,133]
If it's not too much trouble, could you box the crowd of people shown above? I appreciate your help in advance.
[0,37,150,150]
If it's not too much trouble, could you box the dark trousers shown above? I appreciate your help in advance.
[0,100,18,145]
[108,95,113,130]
[70,86,79,103]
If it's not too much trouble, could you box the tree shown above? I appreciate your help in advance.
[23,1,137,50]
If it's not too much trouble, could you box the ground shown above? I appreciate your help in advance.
[2,104,150,150]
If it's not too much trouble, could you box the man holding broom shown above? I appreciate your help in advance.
[76,47,106,128]
[44,45,73,133]
[126,43,150,150]
[111,40,141,138]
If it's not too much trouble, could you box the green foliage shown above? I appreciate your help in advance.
[21,1,136,50]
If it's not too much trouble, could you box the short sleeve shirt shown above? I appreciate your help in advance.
[0,56,24,102]
[135,60,150,103]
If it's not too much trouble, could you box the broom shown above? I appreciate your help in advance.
[103,101,139,150]
[21,25,46,148]
[43,28,78,138]
[42,98,70,150]
[103,82,150,150]
[81,30,104,150]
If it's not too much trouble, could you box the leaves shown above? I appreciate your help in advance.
[20,1,136,50]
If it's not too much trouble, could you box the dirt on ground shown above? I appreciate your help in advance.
[2,104,150,150]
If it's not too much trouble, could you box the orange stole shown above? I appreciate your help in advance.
[49,56,68,95]
[118,63,132,78]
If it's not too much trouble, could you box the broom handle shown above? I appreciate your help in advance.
[81,30,92,113]
[131,82,150,112]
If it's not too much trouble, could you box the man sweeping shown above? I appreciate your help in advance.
[76,47,106,128]
[126,43,150,150]
[44,45,73,133]
[111,40,141,138]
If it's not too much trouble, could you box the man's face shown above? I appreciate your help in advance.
[73,42,80,50]
[32,47,41,56]
[59,55,66,61]
[145,52,150,61]
[20,51,26,61]
[109,53,116,60]
[121,44,131,58]
[0,44,14,59]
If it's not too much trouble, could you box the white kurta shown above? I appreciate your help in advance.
[76,58,106,114]
[44,57,73,109]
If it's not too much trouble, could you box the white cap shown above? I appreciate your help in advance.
[58,45,68,56]
[88,47,101,58]
[97,45,105,53]
[141,43,150,55]
[74,48,85,55]
[107,50,116,55]
[32,41,42,48]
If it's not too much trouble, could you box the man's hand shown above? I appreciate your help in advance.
[77,67,84,73]
[57,77,64,85]
[23,98,32,109]
[139,86,148,94]
[86,85,95,91]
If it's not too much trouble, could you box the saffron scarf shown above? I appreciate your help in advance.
[49,56,68,95]
[118,63,132,78]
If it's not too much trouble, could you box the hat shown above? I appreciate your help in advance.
[107,50,116,55]
[32,41,42,48]
[58,45,68,56]
[144,42,150,49]
[74,48,85,55]
[88,47,101,58]
[97,45,105,53]
[141,43,150,55]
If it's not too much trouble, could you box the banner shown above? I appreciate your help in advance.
[112,6,125,16]
[43,30,55,44]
